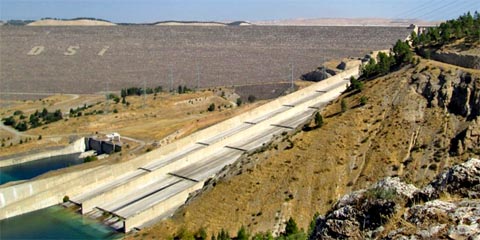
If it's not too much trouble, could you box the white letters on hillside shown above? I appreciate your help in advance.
[26,46,110,56]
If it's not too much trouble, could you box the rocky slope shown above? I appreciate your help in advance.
[310,158,480,239]
[135,59,479,239]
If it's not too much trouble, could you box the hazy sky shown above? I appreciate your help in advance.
[1,0,479,23]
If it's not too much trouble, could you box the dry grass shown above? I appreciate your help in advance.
[134,58,479,239]
[0,89,262,157]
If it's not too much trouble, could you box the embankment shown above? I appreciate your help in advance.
[0,138,86,168]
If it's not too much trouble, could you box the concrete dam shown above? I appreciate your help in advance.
[0,66,359,232]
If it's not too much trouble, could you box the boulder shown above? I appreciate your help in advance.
[418,158,480,200]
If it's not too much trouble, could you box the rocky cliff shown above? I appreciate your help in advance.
[310,158,480,239]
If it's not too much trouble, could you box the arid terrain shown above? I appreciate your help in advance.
[0,87,272,159]
[131,57,479,239]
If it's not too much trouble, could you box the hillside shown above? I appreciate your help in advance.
[254,18,438,26]
[132,57,479,239]
[27,19,116,26]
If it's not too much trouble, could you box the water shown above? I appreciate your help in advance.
[0,153,84,185]
[0,205,122,239]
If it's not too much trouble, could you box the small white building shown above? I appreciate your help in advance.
[106,132,121,142]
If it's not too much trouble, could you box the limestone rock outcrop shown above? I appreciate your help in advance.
[310,158,480,240]
[411,70,480,120]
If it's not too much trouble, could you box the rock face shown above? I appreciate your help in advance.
[431,51,480,69]
[310,158,480,240]
[311,177,418,239]
[411,70,480,120]
[417,158,480,200]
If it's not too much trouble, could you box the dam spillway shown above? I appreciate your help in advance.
[0,67,360,232]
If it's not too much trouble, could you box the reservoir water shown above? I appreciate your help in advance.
[0,153,84,185]
[0,205,122,239]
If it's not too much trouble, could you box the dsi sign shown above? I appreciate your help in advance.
[27,46,110,56]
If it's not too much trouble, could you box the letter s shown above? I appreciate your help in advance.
[64,46,79,56]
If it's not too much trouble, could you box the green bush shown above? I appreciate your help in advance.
[364,187,397,201]
[84,156,98,163]
[208,103,215,112]
[341,99,347,113]
[360,96,368,106]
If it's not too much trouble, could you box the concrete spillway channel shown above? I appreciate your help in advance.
[0,68,357,232]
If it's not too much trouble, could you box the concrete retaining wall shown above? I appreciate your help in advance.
[0,138,86,168]
[123,181,204,232]
[0,66,359,220]
[431,51,480,69]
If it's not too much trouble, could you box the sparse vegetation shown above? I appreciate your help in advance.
[83,156,98,163]
[360,96,368,106]
[208,103,216,112]
[3,108,63,131]
[413,11,480,47]
[341,99,347,113]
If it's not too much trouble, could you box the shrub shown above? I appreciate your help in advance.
[360,96,368,106]
[284,217,299,236]
[349,76,364,91]
[248,95,256,103]
[13,110,23,116]
[208,103,215,112]
[84,156,98,163]
[15,121,28,131]
[3,116,16,126]
[236,226,249,240]
[314,112,323,128]
[341,99,347,113]
[364,187,397,201]
[236,98,242,106]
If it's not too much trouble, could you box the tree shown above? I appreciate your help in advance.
[216,229,230,240]
[341,99,347,113]
[349,76,364,91]
[3,116,16,126]
[376,52,395,75]
[208,103,215,112]
[392,40,413,65]
[308,212,320,238]
[410,31,419,46]
[284,217,299,236]
[15,121,28,131]
[236,226,249,240]
[362,58,378,78]
[314,112,323,128]
[360,96,368,106]
[236,98,242,106]
[194,227,208,240]
[41,108,48,118]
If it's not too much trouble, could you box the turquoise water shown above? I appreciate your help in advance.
[0,153,84,185]
[0,205,122,239]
